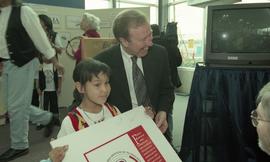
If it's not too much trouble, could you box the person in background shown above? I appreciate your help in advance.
[0,0,64,161]
[73,13,101,64]
[67,13,101,112]
[37,14,63,128]
[39,14,64,57]
[37,57,62,127]
[95,10,175,136]
[151,24,182,145]
[251,82,270,155]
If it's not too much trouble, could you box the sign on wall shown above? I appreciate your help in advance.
[66,15,81,29]
[48,14,62,29]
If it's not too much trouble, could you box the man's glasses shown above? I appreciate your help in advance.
[250,110,270,127]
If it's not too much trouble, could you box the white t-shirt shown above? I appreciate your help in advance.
[42,63,55,91]
[40,63,62,91]
[57,105,120,138]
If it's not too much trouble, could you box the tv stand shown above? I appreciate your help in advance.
[179,63,270,162]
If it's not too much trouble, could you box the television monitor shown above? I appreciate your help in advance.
[205,3,270,66]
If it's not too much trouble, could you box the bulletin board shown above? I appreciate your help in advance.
[81,37,118,59]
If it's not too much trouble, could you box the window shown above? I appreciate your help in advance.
[85,0,111,9]
[116,1,158,24]
[117,0,158,5]
[169,2,204,67]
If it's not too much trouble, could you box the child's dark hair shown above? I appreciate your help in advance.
[39,14,53,32]
[73,58,111,85]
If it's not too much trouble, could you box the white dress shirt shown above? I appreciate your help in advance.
[0,5,55,59]
[120,45,144,108]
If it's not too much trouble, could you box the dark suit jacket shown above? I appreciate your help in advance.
[94,44,175,113]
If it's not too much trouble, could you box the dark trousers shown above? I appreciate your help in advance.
[43,91,59,114]
[164,111,173,145]
[31,89,39,107]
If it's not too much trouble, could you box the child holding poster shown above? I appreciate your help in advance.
[58,59,121,138]
[40,59,154,162]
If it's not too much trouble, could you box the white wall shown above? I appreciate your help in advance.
[177,67,195,95]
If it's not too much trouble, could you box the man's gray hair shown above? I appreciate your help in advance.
[82,13,101,30]
[112,9,148,42]
[257,82,270,118]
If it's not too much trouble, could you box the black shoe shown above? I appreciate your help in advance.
[44,116,57,137]
[0,148,29,161]
[5,113,9,124]
[55,118,61,126]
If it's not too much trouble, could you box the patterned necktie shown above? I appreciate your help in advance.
[131,56,150,106]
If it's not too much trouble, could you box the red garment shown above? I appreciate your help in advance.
[74,29,100,64]
[67,103,119,131]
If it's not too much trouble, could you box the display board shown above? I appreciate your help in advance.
[81,37,118,59]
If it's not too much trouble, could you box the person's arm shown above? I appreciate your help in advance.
[57,75,62,95]
[34,68,42,95]
[35,78,42,95]
[73,40,82,62]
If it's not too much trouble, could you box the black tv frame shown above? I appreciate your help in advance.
[205,3,270,67]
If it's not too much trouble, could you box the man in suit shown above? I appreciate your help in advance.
[251,82,270,155]
[95,9,175,136]
[0,0,64,161]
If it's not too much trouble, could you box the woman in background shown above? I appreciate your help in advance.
[39,14,64,56]
[73,13,101,64]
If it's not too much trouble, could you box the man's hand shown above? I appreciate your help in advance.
[49,57,64,75]
[49,145,68,162]
[54,62,64,75]
[155,111,168,133]
[144,106,155,119]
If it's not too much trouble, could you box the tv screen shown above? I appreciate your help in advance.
[205,3,270,66]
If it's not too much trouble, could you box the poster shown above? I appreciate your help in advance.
[51,107,182,162]
[81,37,117,59]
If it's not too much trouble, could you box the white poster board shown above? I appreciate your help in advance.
[51,107,182,162]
